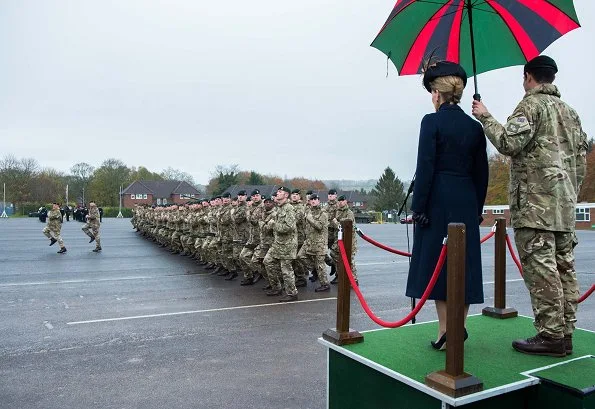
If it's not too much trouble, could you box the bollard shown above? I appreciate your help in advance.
[323,219,364,345]
[425,223,483,398]
[482,218,518,319]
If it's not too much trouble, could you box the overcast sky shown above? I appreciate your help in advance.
[1,1,593,185]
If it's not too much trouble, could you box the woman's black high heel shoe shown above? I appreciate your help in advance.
[431,333,447,350]
[431,329,469,350]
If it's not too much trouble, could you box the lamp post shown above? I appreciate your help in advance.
[1,183,8,218]
[116,185,123,218]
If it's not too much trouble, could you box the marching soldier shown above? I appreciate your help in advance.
[82,201,102,252]
[298,194,330,291]
[330,195,358,284]
[43,202,67,254]
[263,186,299,302]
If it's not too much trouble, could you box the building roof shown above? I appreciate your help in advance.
[123,180,201,198]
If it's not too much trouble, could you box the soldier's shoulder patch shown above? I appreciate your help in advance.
[506,115,531,135]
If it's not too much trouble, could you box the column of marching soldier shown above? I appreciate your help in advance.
[131,187,358,302]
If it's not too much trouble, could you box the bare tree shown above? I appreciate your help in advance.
[0,154,39,212]
[160,166,197,186]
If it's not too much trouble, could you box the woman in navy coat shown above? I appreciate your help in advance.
[405,61,489,350]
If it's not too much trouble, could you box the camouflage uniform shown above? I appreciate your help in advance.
[478,83,588,339]
[330,205,358,279]
[240,200,265,280]
[43,209,65,249]
[82,204,101,249]
[232,200,250,272]
[218,202,235,272]
[251,205,276,284]
[291,199,308,282]
[298,203,329,285]
[263,201,298,296]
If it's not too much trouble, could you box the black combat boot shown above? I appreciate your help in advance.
[564,335,573,355]
[49,238,57,246]
[88,235,95,243]
[278,294,298,303]
[512,334,566,357]
[315,284,330,292]
[240,277,255,286]
[92,247,102,252]
[57,247,67,254]
[224,271,238,281]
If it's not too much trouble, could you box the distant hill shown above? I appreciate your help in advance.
[322,179,377,193]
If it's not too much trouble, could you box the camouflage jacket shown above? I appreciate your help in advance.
[268,201,297,259]
[218,204,233,242]
[325,200,339,240]
[233,201,250,243]
[246,200,265,247]
[47,209,63,230]
[479,84,588,231]
[87,206,100,227]
[291,201,306,245]
[259,208,276,247]
[304,205,328,255]
[335,206,357,249]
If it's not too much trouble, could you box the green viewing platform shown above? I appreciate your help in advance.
[318,315,595,408]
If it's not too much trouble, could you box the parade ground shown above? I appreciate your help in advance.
[1,218,593,409]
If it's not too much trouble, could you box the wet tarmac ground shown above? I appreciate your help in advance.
[0,218,593,409]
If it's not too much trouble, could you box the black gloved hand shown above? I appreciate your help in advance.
[412,212,429,227]
[478,215,484,225]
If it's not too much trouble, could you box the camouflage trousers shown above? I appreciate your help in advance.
[170,231,183,251]
[207,238,222,265]
[292,243,308,281]
[330,240,357,279]
[263,251,297,296]
[514,228,579,338]
[250,244,271,282]
[239,246,256,278]
[220,240,234,271]
[232,242,244,271]
[43,226,64,247]
[297,246,328,285]
[82,223,101,248]
[194,237,204,257]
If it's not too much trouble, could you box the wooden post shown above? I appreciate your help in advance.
[425,223,483,398]
[482,218,518,319]
[323,219,364,345]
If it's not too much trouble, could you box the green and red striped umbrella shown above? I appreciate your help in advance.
[371,0,581,97]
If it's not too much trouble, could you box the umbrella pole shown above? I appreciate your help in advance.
[466,0,480,101]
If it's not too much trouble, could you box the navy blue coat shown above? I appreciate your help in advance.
[405,103,489,304]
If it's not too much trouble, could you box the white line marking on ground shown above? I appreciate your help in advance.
[0,276,160,287]
[67,297,338,325]
[484,278,524,285]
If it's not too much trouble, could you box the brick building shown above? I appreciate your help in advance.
[122,180,201,207]
[481,203,594,230]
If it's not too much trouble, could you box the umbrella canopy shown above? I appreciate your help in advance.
[371,0,580,82]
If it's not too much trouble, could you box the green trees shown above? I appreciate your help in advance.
[371,167,406,211]
[88,159,131,206]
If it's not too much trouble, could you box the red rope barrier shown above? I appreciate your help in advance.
[480,231,495,244]
[338,239,447,328]
[578,284,595,303]
[505,234,593,303]
[356,227,495,259]
[356,229,412,257]
[506,234,524,277]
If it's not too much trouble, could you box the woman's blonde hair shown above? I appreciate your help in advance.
[430,75,465,104]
